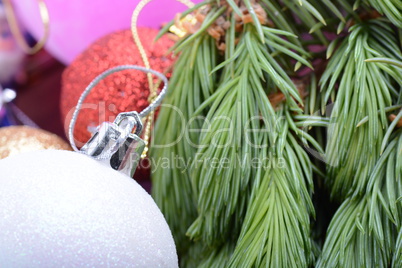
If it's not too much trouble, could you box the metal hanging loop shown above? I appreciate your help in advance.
[68,65,168,177]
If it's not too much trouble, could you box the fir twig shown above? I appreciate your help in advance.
[321,19,402,199]
[150,35,218,257]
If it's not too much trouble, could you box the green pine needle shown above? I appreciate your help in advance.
[365,57,402,68]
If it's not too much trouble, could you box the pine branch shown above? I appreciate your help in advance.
[317,21,402,263]
[318,129,402,267]
[150,35,218,256]
[187,20,313,246]
[151,0,336,266]
[321,19,402,200]
[316,195,395,268]
[228,120,315,267]
[261,0,346,45]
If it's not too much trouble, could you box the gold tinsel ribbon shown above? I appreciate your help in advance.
[131,0,195,158]
[3,0,49,54]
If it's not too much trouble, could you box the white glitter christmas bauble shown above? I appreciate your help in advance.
[0,150,178,267]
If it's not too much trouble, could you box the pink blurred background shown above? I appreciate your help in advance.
[12,0,201,64]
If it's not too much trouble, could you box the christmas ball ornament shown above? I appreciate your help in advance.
[11,0,201,64]
[0,126,71,159]
[0,150,178,267]
[61,28,174,146]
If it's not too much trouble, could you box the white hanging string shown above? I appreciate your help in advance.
[68,65,168,152]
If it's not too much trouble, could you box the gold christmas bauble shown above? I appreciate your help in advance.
[0,126,71,159]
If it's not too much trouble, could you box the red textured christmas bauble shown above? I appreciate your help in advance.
[60,28,174,182]
[61,28,174,146]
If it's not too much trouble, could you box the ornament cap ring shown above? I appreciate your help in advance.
[114,111,143,136]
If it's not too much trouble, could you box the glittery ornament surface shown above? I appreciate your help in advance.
[0,150,178,267]
[61,28,174,147]
[0,126,71,159]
